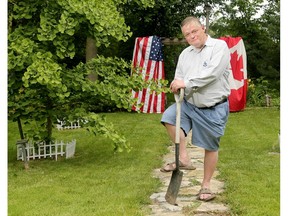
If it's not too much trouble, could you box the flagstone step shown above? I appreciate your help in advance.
[148,143,230,216]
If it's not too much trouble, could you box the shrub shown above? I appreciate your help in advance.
[247,76,280,108]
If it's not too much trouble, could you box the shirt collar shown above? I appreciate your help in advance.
[189,35,212,52]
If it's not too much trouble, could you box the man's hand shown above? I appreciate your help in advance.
[170,79,185,93]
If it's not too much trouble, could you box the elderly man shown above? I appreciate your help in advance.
[160,16,230,201]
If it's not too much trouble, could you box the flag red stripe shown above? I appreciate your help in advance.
[131,36,166,113]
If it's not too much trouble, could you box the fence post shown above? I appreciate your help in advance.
[265,94,271,107]
[16,139,29,169]
[55,141,58,161]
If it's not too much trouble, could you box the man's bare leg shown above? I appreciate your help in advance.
[164,123,190,165]
[199,150,218,200]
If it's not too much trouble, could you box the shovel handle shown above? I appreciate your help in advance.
[164,88,184,205]
[174,88,184,104]
[174,88,184,144]
[174,88,184,170]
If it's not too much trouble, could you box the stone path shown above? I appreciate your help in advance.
[148,134,230,216]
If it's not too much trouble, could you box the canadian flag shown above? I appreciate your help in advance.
[220,37,248,112]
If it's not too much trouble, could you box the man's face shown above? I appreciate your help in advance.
[182,22,206,48]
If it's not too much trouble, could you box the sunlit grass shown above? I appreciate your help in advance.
[8,113,170,216]
[218,107,280,215]
[8,108,280,215]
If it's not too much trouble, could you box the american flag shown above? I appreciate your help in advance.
[131,36,166,113]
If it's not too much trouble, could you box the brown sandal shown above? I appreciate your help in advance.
[197,188,216,202]
[160,161,196,172]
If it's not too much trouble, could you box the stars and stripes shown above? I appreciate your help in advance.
[131,36,166,113]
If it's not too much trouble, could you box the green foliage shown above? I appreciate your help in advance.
[209,0,280,108]
[120,0,224,39]
[8,0,168,152]
[106,0,234,79]
[8,27,37,71]
[8,52,168,151]
[83,56,169,112]
[247,76,280,107]
[211,0,280,80]
[84,113,131,153]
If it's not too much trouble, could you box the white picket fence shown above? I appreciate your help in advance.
[17,139,76,161]
[56,120,81,130]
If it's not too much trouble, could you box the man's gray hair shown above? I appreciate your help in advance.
[181,16,202,28]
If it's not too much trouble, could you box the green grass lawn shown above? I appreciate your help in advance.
[219,107,280,216]
[7,108,280,216]
[8,113,170,216]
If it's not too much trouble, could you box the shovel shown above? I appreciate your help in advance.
[165,88,184,205]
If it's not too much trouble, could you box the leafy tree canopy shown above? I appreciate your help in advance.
[8,0,168,152]
[211,0,280,80]
[107,0,280,84]
[104,0,231,79]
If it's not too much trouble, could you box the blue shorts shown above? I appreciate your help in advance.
[161,99,229,151]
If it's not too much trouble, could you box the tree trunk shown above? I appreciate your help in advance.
[46,115,53,144]
[17,117,25,140]
[86,37,98,81]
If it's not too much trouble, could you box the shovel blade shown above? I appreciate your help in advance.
[165,169,183,205]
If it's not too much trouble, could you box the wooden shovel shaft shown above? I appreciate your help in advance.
[174,88,184,170]
[165,88,184,205]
